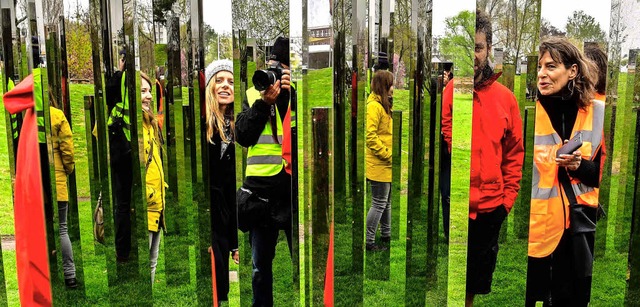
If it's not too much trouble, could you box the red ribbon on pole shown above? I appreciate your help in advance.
[3,74,52,306]
[324,221,334,306]
[209,246,218,307]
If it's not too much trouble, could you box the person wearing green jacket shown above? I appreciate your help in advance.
[365,70,394,251]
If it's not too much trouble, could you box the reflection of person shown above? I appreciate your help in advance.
[204,59,239,303]
[140,72,167,284]
[373,52,390,71]
[466,10,524,307]
[525,37,604,307]
[235,37,295,306]
[105,51,133,262]
[365,70,394,252]
[50,99,78,289]
[584,45,608,102]
[366,52,390,97]
[440,65,453,240]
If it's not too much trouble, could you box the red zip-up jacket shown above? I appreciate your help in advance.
[469,72,524,219]
[441,78,453,153]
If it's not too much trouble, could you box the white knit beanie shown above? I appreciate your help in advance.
[205,59,233,86]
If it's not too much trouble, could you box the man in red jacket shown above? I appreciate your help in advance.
[440,64,453,241]
[466,10,524,307]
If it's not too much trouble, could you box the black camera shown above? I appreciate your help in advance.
[252,61,284,91]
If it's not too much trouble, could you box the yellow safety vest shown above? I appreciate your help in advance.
[245,87,286,177]
[34,68,45,143]
[528,99,604,258]
[107,71,131,141]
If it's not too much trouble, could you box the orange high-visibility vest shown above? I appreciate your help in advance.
[528,99,605,258]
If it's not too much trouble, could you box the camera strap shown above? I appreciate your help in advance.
[270,105,280,144]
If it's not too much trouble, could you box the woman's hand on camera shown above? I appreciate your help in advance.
[556,150,582,171]
[261,80,281,105]
[281,69,291,91]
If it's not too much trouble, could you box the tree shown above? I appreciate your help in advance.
[566,10,606,43]
[540,17,565,38]
[607,0,628,98]
[65,18,93,81]
[204,25,233,64]
[393,0,411,69]
[438,10,475,77]
[231,0,289,58]
[490,0,540,70]
[62,1,94,81]
[477,0,504,17]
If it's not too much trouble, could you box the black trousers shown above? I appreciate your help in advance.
[111,153,132,259]
[466,206,507,294]
[439,134,451,239]
[212,237,231,302]
[525,230,594,307]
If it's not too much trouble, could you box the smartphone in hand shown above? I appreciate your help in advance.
[557,132,583,157]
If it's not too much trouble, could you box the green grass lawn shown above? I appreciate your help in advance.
[0,67,636,306]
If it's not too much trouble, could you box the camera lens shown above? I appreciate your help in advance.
[253,70,277,91]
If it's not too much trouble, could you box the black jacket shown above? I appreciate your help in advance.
[235,87,296,230]
[105,70,124,115]
[209,130,238,250]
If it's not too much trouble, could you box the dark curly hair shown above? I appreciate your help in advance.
[476,9,492,46]
[584,45,608,95]
[539,37,598,109]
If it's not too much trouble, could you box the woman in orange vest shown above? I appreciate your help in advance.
[526,37,605,307]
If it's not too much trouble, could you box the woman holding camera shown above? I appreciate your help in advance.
[140,72,167,284]
[526,37,605,306]
[205,59,239,304]
[365,70,394,252]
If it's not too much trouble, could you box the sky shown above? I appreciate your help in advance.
[62,0,640,56]
[309,0,330,28]
[432,0,475,37]
[541,0,611,37]
[204,0,233,34]
[618,0,640,55]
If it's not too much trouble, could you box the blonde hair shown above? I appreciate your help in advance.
[206,73,234,144]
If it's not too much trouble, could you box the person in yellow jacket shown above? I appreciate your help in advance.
[526,37,605,306]
[140,72,166,284]
[365,70,394,252]
[50,100,78,288]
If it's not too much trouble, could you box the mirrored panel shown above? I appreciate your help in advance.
[432,0,475,305]
[201,0,240,304]
[470,0,540,305]
[333,0,366,305]
[620,0,640,303]
[527,0,615,306]
[231,0,299,305]
[297,0,334,305]
[0,0,27,305]
[42,0,88,303]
